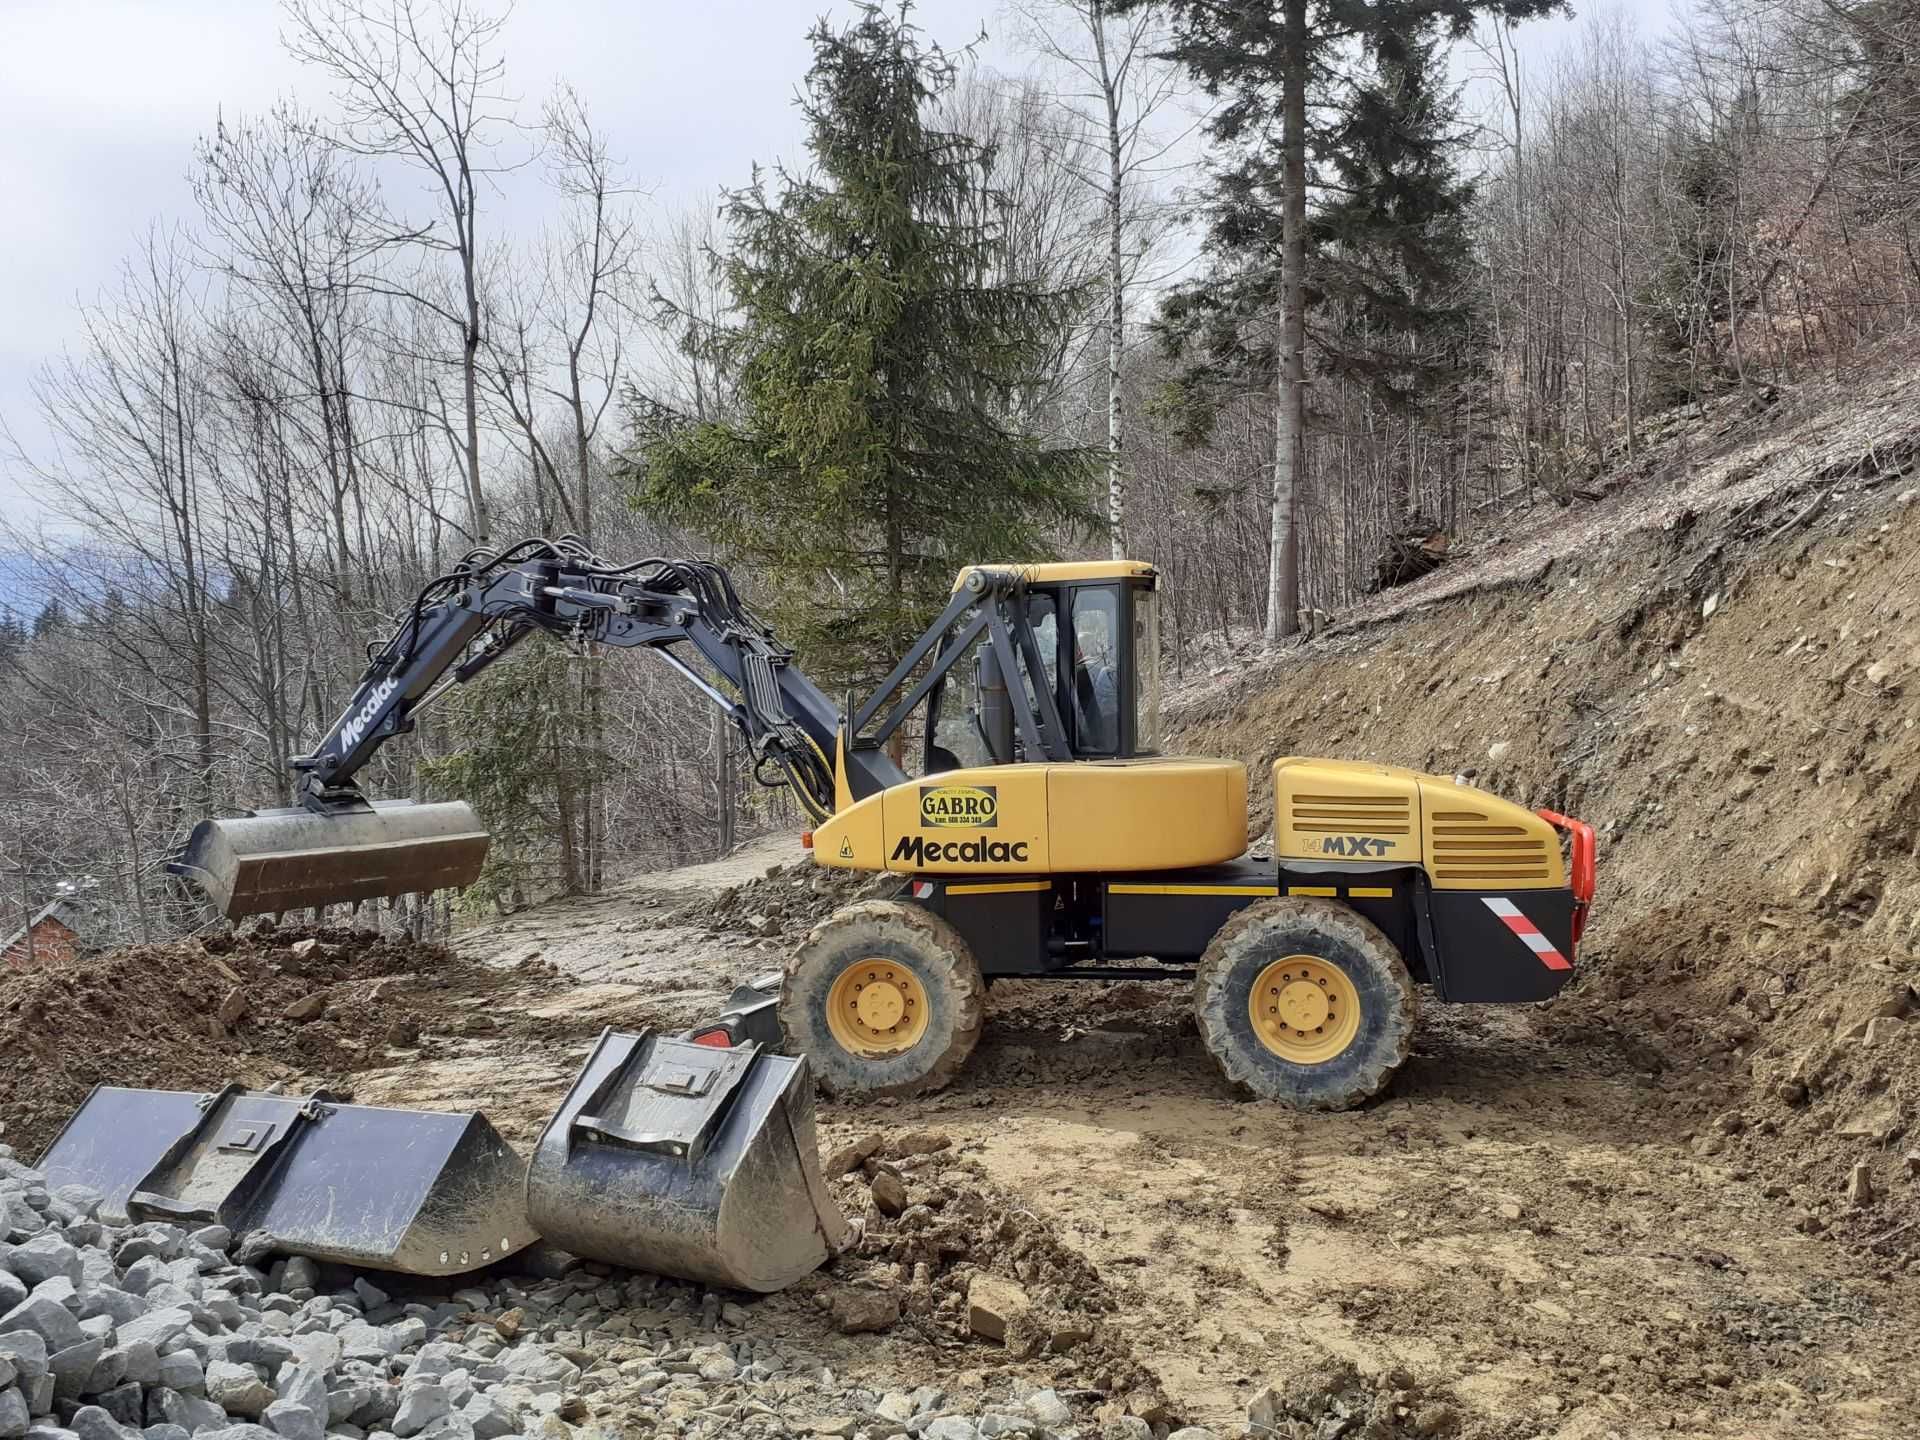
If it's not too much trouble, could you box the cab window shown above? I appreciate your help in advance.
[1070,586,1121,754]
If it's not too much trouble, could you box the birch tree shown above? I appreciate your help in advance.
[1009,0,1188,557]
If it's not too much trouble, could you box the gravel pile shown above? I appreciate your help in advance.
[0,1144,1192,1440]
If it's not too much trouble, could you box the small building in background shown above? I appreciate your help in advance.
[0,896,93,970]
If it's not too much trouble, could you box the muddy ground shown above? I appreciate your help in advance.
[309,828,1916,1440]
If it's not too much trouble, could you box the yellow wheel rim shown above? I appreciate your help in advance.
[1249,954,1361,1063]
[826,958,931,1057]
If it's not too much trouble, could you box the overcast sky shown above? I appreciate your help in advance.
[0,0,1669,544]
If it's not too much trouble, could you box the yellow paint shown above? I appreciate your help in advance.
[832,731,855,815]
[818,747,1562,895]
[1271,757,1563,890]
[1248,955,1361,1063]
[810,788,886,871]
[952,559,1157,592]
[1419,773,1561,890]
[825,959,929,1056]
[1273,758,1422,866]
[1107,883,1278,897]
[816,760,1249,876]
[1048,759,1247,871]
[947,881,1051,896]
[883,764,1052,873]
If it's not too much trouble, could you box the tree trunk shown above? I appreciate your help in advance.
[1095,2,1127,559]
[1266,0,1307,645]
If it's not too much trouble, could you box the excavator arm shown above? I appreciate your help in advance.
[171,534,1070,921]
[172,536,911,920]
[290,541,905,823]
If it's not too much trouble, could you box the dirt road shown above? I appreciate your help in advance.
[330,836,1918,1440]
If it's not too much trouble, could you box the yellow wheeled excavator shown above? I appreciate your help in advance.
[46,537,1592,1293]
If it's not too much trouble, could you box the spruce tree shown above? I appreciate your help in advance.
[1311,27,1479,406]
[1127,0,1561,640]
[627,4,1095,690]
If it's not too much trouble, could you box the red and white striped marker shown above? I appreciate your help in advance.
[1482,897,1572,971]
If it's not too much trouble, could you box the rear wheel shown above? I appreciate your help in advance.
[781,900,985,1096]
[1194,896,1416,1110]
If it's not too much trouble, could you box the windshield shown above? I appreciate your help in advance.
[927,615,992,771]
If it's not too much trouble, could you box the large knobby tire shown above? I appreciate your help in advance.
[781,899,985,1097]
[1194,896,1416,1110]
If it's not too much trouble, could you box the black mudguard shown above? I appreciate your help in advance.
[1422,886,1579,1003]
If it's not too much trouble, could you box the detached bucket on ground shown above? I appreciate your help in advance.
[38,1085,536,1275]
[526,1029,850,1293]
[170,799,490,920]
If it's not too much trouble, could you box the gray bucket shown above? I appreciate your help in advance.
[170,799,490,920]
[38,1085,535,1275]
[525,1030,850,1293]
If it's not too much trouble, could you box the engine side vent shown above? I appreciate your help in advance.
[1428,808,1551,883]
[1289,792,1412,836]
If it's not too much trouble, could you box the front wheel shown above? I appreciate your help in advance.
[1194,896,1416,1110]
[780,900,985,1097]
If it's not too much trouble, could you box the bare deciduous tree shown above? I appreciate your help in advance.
[283,0,522,546]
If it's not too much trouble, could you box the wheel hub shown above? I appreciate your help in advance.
[1249,954,1361,1064]
[826,959,930,1057]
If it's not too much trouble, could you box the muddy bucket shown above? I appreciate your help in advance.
[526,1029,850,1293]
[170,799,490,920]
[38,1084,535,1275]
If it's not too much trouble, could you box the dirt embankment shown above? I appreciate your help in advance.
[1173,376,1920,1254]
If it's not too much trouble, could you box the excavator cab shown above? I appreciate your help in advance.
[926,563,1162,771]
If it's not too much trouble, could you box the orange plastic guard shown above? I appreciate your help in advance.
[1536,808,1596,945]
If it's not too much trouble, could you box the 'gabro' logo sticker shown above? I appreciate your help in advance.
[919,784,998,828]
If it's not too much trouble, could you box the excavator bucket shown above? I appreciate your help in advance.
[525,1029,850,1293]
[171,799,490,920]
[37,1084,536,1275]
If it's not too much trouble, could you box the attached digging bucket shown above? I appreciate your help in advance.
[38,1085,535,1275]
[169,799,490,921]
[526,1029,850,1294]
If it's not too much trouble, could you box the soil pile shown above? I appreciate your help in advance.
[683,858,890,940]
[808,1128,1172,1424]
[0,923,461,1155]
[1249,1362,1468,1440]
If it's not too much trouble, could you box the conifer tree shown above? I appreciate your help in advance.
[1312,27,1479,405]
[628,4,1095,689]
[1131,0,1561,640]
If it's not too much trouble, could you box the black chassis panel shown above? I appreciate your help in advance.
[895,862,1574,1001]
[899,876,1056,976]
[1099,859,1278,962]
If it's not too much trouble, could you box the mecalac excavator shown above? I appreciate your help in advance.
[39,536,1594,1292]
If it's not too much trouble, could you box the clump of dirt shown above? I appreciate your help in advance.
[809,1128,1172,1421]
[678,858,891,939]
[0,924,475,1155]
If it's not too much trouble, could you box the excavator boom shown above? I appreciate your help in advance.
[170,539,905,921]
